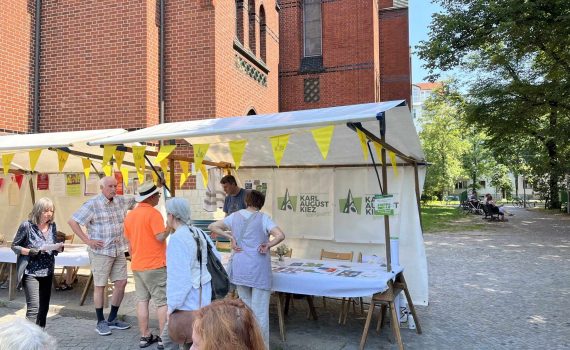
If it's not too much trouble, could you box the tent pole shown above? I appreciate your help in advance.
[381,143,391,272]
[169,158,176,196]
[144,155,171,194]
[366,140,383,194]
[28,175,36,205]
[413,163,424,232]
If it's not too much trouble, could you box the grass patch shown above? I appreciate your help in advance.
[421,205,486,233]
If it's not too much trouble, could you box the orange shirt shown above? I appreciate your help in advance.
[124,203,167,271]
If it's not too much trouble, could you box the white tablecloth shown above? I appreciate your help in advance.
[0,245,90,267]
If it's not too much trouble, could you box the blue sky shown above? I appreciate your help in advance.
[409,0,442,84]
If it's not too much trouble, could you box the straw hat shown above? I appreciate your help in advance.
[135,182,160,202]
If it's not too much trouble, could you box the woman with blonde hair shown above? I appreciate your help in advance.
[11,197,63,328]
[190,299,265,350]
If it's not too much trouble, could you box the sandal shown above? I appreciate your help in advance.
[56,283,73,291]
[140,334,158,348]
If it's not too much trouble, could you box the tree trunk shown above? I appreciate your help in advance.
[546,110,560,209]
[514,173,519,198]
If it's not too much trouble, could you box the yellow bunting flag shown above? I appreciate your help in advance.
[102,145,117,167]
[29,149,42,172]
[311,125,335,160]
[81,158,91,179]
[229,140,248,170]
[389,151,398,176]
[56,150,69,172]
[2,153,15,175]
[179,161,190,188]
[114,151,125,170]
[150,170,157,185]
[155,145,176,164]
[199,164,208,188]
[269,134,290,167]
[373,142,383,165]
[120,167,129,186]
[103,164,113,177]
[356,129,368,161]
[132,145,146,183]
[193,144,209,170]
[160,159,170,186]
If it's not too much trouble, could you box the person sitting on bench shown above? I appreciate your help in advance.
[485,194,506,221]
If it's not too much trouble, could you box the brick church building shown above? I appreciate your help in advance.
[0,0,410,134]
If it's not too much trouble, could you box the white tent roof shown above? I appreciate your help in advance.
[0,129,131,173]
[89,101,424,167]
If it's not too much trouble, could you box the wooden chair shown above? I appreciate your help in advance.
[215,240,232,252]
[53,232,79,290]
[319,249,354,324]
[357,253,385,315]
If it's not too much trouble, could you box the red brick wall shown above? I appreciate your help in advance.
[0,1,34,133]
[214,0,279,117]
[379,7,411,106]
[279,0,378,112]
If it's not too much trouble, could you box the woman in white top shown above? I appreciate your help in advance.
[209,190,285,349]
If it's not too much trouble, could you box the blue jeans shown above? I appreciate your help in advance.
[22,274,53,328]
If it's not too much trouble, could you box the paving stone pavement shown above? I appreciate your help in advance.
[1,207,568,349]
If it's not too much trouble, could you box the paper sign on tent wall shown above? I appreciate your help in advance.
[37,173,49,190]
[269,134,290,167]
[56,150,69,172]
[29,149,42,172]
[229,140,247,170]
[311,125,334,160]
[2,153,14,175]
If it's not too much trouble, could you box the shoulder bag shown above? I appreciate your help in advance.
[192,227,230,300]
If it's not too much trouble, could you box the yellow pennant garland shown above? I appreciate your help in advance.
[155,145,177,164]
[103,164,113,177]
[311,125,335,160]
[132,145,146,184]
[179,161,190,188]
[2,153,15,175]
[102,145,117,167]
[389,151,398,176]
[114,151,125,170]
[193,144,209,170]
[56,150,69,172]
[81,158,91,179]
[199,164,208,188]
[373,142,383,165]
[151,170,158,185]
[229,140,248,170]
[269,134,290,167]
[160,159,170,186]
[356,129,369,161]
[120,167,129,186]
[29,149,42,172]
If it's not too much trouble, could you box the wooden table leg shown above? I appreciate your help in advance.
[276,292,286,342]
[389,300,404,350]
[79,273,93,306]
[359,300,376,350]
[8,263,17,301]
[306,295,318,320]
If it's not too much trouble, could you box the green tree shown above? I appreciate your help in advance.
[417,0,570,208]
[490,164,513,199]
[461,129,495,192]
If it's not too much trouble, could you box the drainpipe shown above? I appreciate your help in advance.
[33,0,41,133]
[159,0,165,126]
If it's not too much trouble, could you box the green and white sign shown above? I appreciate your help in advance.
[372,194,399,216]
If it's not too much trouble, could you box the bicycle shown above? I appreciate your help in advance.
[511,198,524,208]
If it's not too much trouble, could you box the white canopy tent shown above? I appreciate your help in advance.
[90,100,429,305]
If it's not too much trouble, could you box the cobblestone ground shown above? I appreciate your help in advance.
[1,207,568,349]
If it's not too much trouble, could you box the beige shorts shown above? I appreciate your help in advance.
[133,267,167,306]
[89,251,128,287]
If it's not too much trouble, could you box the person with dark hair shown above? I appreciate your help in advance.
[190,299,265,350]
[11,197,64,328]
[220,175,247,216]
[209,190,285,349]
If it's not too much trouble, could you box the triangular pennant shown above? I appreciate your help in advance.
[103,164,113,177]
[2,153,15,175]
[56,150,69,172]
[193,144,209,170]
[29,149,42,172]
[160,159,170,186]
[102,145,117,167]
[132,145,146,183]
[138,171,145,185]
[81,158,91,179]
[373,142,384,165]
[120,167,129,186]
[114,151,125,170]
[179,161,190,188]
[269,134,290,167]
[155,145,177,164]
[389,151,399,176]
[151,170,158,185]
[199,164,208,188]
[356,129,368,161]
[311,125,335,160]
[229,140,248,170]
[14,174,24,189]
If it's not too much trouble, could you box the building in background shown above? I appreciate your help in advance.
[411,81,442,124]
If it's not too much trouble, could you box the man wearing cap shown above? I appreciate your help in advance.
[68,176,135,336]
[123,182,172,349]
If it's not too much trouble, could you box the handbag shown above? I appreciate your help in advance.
[192,227,230,300]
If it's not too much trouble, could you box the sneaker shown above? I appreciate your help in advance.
[108,318,131,330]
[95,320,112,336]
[157,336,164,350]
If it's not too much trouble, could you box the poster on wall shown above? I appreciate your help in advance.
[372,194,400,216]
[37,174,49,191]
[244,179,269,196]
[66,174,82,196]
[84,174,99,196]
[51,174,66,197]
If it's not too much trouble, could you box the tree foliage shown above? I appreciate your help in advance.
[417,0,570,208]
